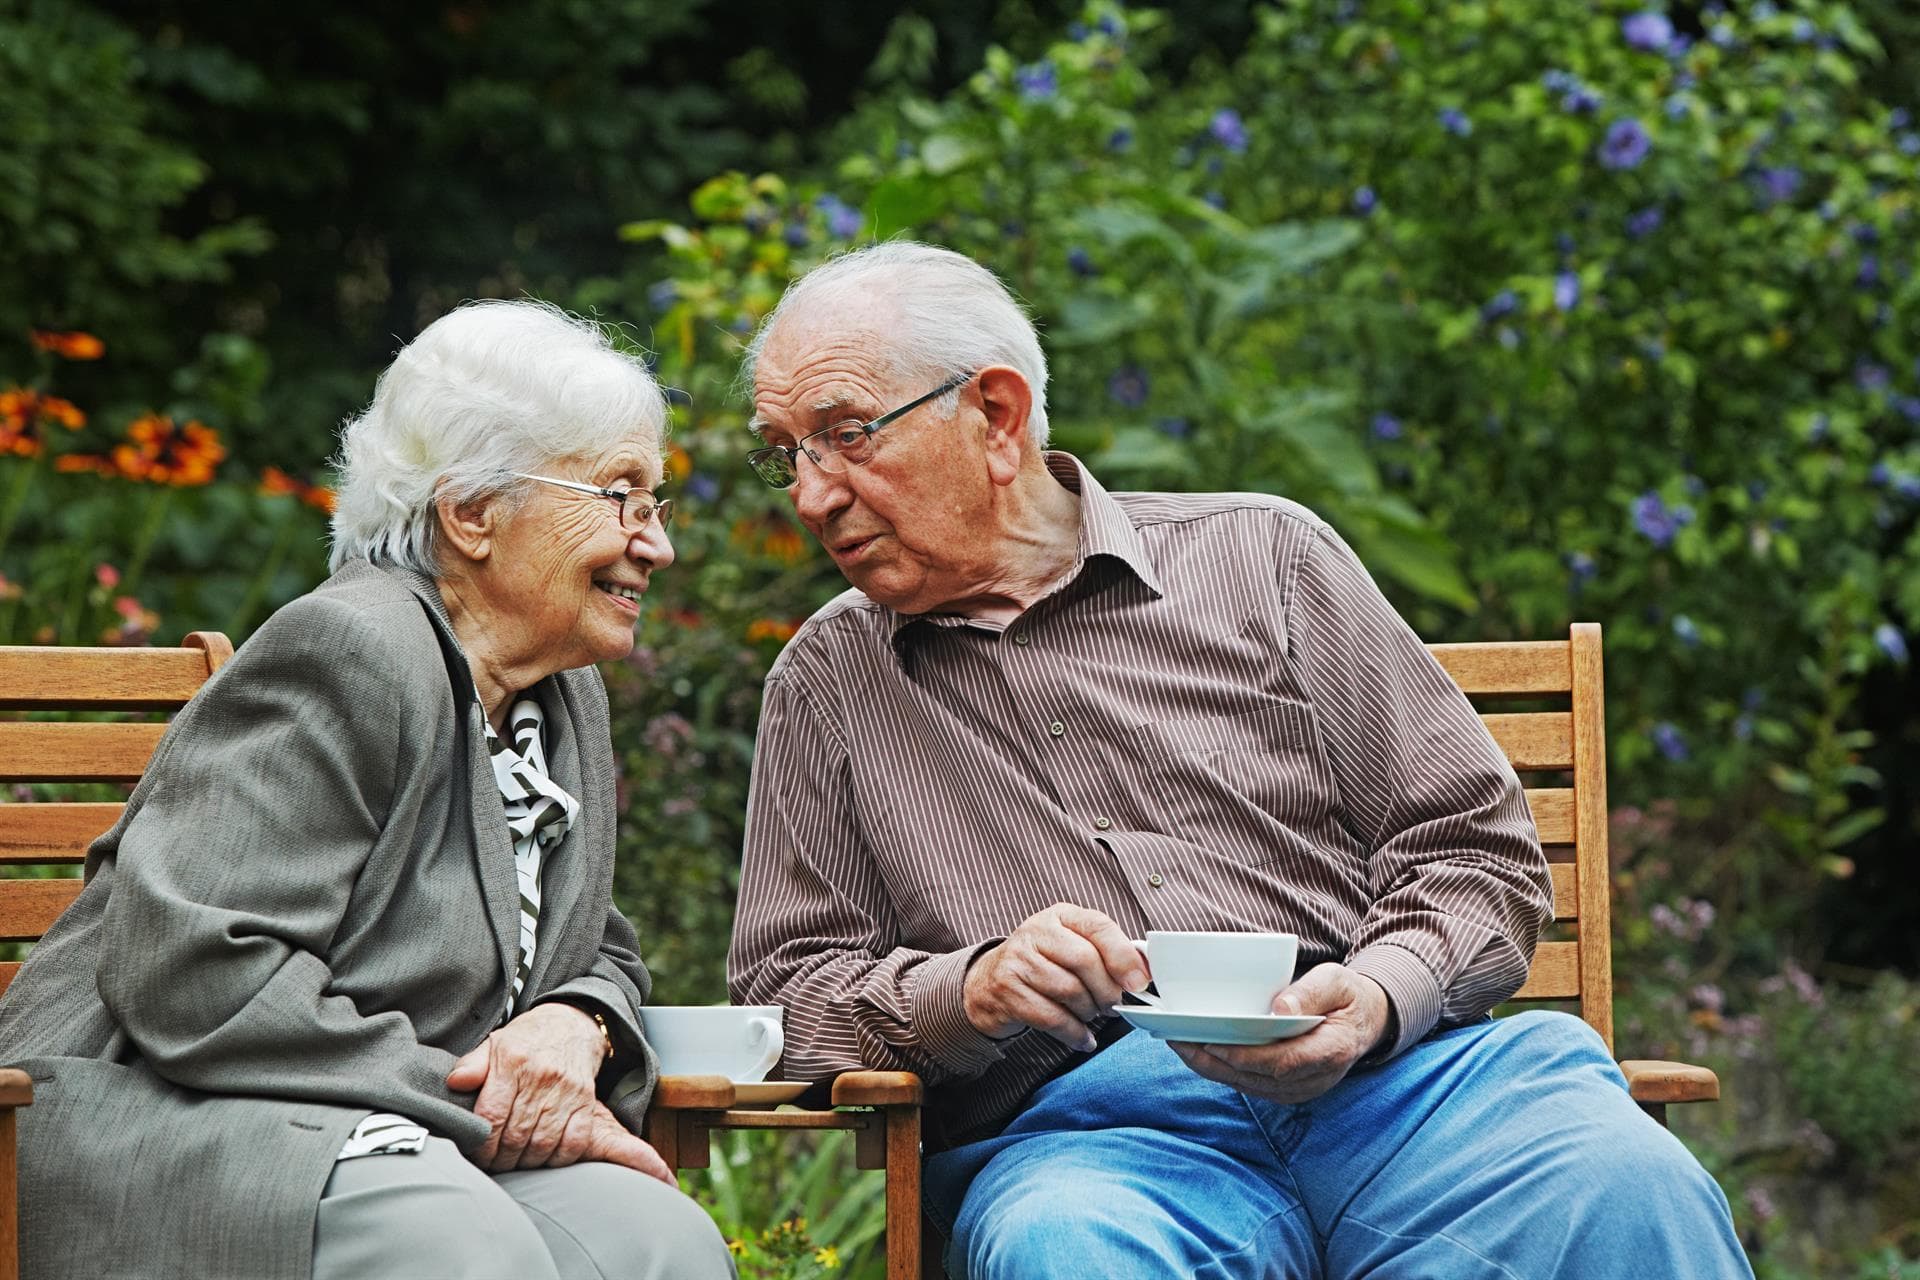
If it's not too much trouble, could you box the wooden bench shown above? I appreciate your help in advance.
[645,623,1722,1280]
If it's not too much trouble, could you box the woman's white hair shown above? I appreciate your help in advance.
[743,241,1051,445]
[329,299,667,576]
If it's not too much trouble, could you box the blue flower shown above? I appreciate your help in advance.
[685,474,719,503]
[1554,271,1581,311]
[1600,118,1652,170]
[1067,247,1097,278]
[783,223,811,249]
[1672,615,1701,646]
[1858,255,1880,289]
[1753,167,1803,206]
[1622,12,1676,53]
[1900,134,1920,157]
[1893,473,1920,500]
[815,194,863,239]
[1566,551,1598,581]
[1632,492,1692,546]
[646,280,678,311]
[1155,417,1190,438]
[1068,20,1089,40]
[1664,95,1692,121]
[1438,108,1472,137]
[1482,289,1519,322]
[1874,624,1909,664]
[1893,109,1914,129]
[1808,414,1829,441]
[1851,223,1880,245]
[1896,397,1920,424]
[1651,721,1690,761]
[1108,365,1150,408]
[1564,84,1604,114]
[1097,13,1125,37]
[1791,17,1815,41]
[1627,206,1664,238]
[1855,362,1890,392]
[1709,25,1734,49]
[1015,61,1057,102]
[1371,413,1403,440]
[1353,185,1378,215]
[1107,127,1134,153]
[1209,108,1250,154]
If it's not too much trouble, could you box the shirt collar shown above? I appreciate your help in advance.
[886,450,1163,647]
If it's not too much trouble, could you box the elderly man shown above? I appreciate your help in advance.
[727,242,1750,1279]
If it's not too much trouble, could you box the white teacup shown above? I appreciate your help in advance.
[1135,931,1298,1016]
[639,1005,785,1081]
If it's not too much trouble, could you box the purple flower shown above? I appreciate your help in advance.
[1068,20,1089,40]
[1894,109,1914,130]
[1155,417,1190,438]
[1857,254,1880,288]
[1632,491,1693,546]
[783,223,810,249]
[1482,289,1519,321]
[1901,134,1920,157]
[1438,107,1473,137]
[1209,108,1249,154]
[1855,361,1890,391]
[1621,11,1676,52]
[1896,397,1920,424]
[1851,223,1880,244]
[1067,247,1097,278]
[1107,127,1134,153]
[1108,365,1150,408]
[1627,206,1664,238]
[1753,167,1803,206]
[1891,474,1920,499]
[685,474,719,503]
[1371,413,1403,440]
[1097,13,1125,37]
[1015,61,1057,102]
[1651,721,1690,761]
[1554,271,1581,311]
[1744,1187,1779,1226]
[1877,624,1910,663]
[815,194,863,239]
[1600,118,1652,170]
[1353,185,1377,215]
[1565,551,1598,581]
[1672,615,1700,645]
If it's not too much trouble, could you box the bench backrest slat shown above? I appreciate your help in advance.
[0,627,1615,1049]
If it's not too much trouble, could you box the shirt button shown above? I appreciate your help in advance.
[1014,634,1031,647]
[1147,872,1165,887]
[1048,720,1065,737]
[1093,816,1112,831]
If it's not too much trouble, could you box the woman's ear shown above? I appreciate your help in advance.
[976,366,1035,486]
[435,489,497,565]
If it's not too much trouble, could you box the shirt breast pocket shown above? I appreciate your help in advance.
[1132,700,1333,865]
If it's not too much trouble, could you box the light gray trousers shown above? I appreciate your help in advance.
[311,1138,735,1280]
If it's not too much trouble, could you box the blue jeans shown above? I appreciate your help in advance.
[925,1011,1751,1279]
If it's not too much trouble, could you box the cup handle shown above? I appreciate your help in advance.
[744,1016,785,1080]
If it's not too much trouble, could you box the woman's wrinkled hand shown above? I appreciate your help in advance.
[446,1001,669,1178]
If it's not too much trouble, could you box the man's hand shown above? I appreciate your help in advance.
[446,1001,613,1172]
[963,903,1149,1052]
[1168,963,1392,1105]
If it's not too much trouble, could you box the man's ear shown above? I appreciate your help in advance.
[435,488,498,566]
[975,366,1035,486]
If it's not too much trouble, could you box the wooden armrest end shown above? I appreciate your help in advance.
[652,1074,736,1109]
[830,1071,923,1107]
[1619,1059,1719,1105]
[0,1066,33,1108]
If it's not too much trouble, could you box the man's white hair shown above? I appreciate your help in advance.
[744,241,1051,446]
[329,299,667,576]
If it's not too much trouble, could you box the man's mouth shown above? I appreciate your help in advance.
[595,579,646,609]
[833,534,881,560]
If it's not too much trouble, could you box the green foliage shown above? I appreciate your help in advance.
[687,1130,886,1280]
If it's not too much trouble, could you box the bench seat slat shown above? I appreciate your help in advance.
[1429,642,1571,695]
[0,723,165,783]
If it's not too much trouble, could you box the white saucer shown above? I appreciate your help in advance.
[1112,1005,1325,1045]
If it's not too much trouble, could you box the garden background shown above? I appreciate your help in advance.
[4,0,1918,1275]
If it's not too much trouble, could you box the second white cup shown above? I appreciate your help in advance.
[638,1005,785,1080]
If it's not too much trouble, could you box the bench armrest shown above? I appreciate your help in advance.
[1619,1059,1719,1106]
[831,1072,923,1107]
[650,1075,735,1109]
[0,1070,30,1109]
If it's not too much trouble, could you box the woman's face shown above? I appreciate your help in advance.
[483,434,675,672]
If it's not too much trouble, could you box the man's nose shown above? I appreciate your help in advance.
[789,455,851,527]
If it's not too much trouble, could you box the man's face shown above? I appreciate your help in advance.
[752,317,991,614]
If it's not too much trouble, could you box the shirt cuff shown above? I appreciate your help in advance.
[908,939,1016,1077]
[1345,941,1442,1061]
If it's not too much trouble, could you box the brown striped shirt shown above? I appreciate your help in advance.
[727,453,1550,1144]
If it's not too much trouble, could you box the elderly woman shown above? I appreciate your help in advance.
[0,301,732,1279]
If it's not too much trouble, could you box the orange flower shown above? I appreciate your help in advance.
[0,387,85,456]
[261,465,338,513]
[54,454,114,476]
[745,618,800,644]
[110,414,227,486]
[762,526,809,564]
[666,444,693,483]
[29,330,104,360]
[302,484,337,514]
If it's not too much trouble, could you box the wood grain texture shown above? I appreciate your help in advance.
[0,804,118,863]
[1620,1059,1720,1104]
[1512,941,1581,1000]
[0,879,82,943]
[1570,623,1615,1052]
[0,722,165,783]
[1481,713,1574,771]
[1429,641,1572,694]
[1523,787,1574,845]
[0,647,211,710]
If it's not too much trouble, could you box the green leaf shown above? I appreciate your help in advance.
[919,134,983,175]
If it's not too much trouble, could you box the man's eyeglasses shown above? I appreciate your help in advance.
[512,473,674,532]
[745,370,976,489]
